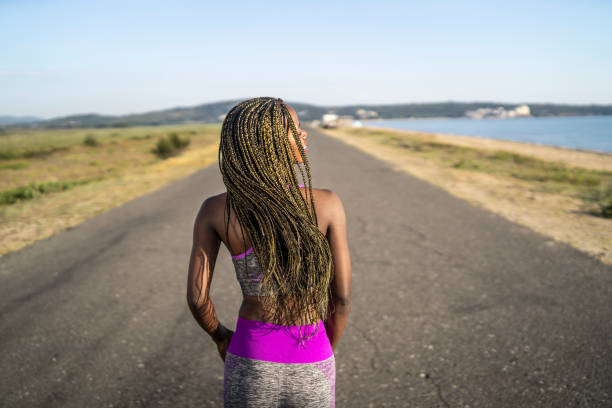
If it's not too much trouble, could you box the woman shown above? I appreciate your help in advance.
[186,97,351,407]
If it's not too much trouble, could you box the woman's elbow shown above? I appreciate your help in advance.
[333,294,351,312]
[186,290,208,311]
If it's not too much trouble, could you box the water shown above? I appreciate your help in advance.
[364,116,612,154]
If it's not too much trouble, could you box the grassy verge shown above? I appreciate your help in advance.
[343,127,612,217]
[0,178,101,205]
[321,126,612,264]
[0,124,221,257]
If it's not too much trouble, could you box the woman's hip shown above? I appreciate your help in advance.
[224,352,335,407]
[227,316,333,364]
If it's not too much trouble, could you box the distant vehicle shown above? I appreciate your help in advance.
[321,114,339,128]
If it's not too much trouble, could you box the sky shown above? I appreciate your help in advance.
[1,0,611,118]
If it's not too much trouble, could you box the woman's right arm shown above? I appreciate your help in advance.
[324,191,351,352]
[186,197,233,361]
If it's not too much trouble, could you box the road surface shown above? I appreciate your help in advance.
[1,126,611,407]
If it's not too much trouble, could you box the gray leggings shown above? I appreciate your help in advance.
[224,352,336,407]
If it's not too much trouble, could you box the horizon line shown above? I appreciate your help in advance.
[6,98,612,121]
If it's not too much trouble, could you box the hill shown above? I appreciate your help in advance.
[6,100,612,128]
[0,115,42,125]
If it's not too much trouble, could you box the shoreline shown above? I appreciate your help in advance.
[359,116,612,157]
[361,124,612,172]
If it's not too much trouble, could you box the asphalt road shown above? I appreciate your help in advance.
[1,126,611,407]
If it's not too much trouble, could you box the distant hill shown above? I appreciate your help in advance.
[0,115,41,125]
[35,100,244,128]
[325,102,612,119]
[6,100,612,128]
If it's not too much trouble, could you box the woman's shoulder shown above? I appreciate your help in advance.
[196,192,227,223]
[306,188,345,218]
[201,191,227,208]
[199,188,343,216]
[309,187,342,201]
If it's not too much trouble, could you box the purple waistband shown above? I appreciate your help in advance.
[227,317,333,363]
[231,247,253,259]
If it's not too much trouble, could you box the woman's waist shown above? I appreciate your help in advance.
[239,297,322,326]
[228,315,332,363]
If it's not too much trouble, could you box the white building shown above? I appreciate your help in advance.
[514,104,531,116]
[465,104,531,119]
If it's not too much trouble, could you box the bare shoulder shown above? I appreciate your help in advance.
[196,192,227,224]
[310,188,345,219]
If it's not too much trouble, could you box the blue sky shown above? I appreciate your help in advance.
[1,0,611,118]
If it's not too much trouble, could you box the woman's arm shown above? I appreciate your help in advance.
[324,191,351,352]
[186,197,233,361]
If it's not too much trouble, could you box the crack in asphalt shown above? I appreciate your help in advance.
[431,375,451,408]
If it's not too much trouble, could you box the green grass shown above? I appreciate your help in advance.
[0,161,30,170]
[0,146,71,160]
[0,178,103,206]
[451,151,602,187]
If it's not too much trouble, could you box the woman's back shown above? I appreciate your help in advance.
[206,186,341,325]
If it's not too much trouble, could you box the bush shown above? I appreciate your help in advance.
[169,132,190,149]
[83,134,99,146]
[152,138,174,159]
[152,133,190,159]
[581,181,612,218]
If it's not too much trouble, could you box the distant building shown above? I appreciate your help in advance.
[514,104,531,116]
[465,104,531,119]
[355,109,379,119]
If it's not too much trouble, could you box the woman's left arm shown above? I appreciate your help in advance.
[186,197,233,360]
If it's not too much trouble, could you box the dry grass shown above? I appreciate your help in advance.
[321,126,612,265]
[0,125,221,256]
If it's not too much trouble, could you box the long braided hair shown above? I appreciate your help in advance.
[218,97,334,329]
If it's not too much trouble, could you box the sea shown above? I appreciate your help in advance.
[363,116,612,154]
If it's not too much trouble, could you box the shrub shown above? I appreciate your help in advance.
[83,134,99,146]
[152,137,174,159]
[169,132,190,149]
[581,181,612,218]
[152,133,190,159]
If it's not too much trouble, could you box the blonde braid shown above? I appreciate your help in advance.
[218,97,334,330]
